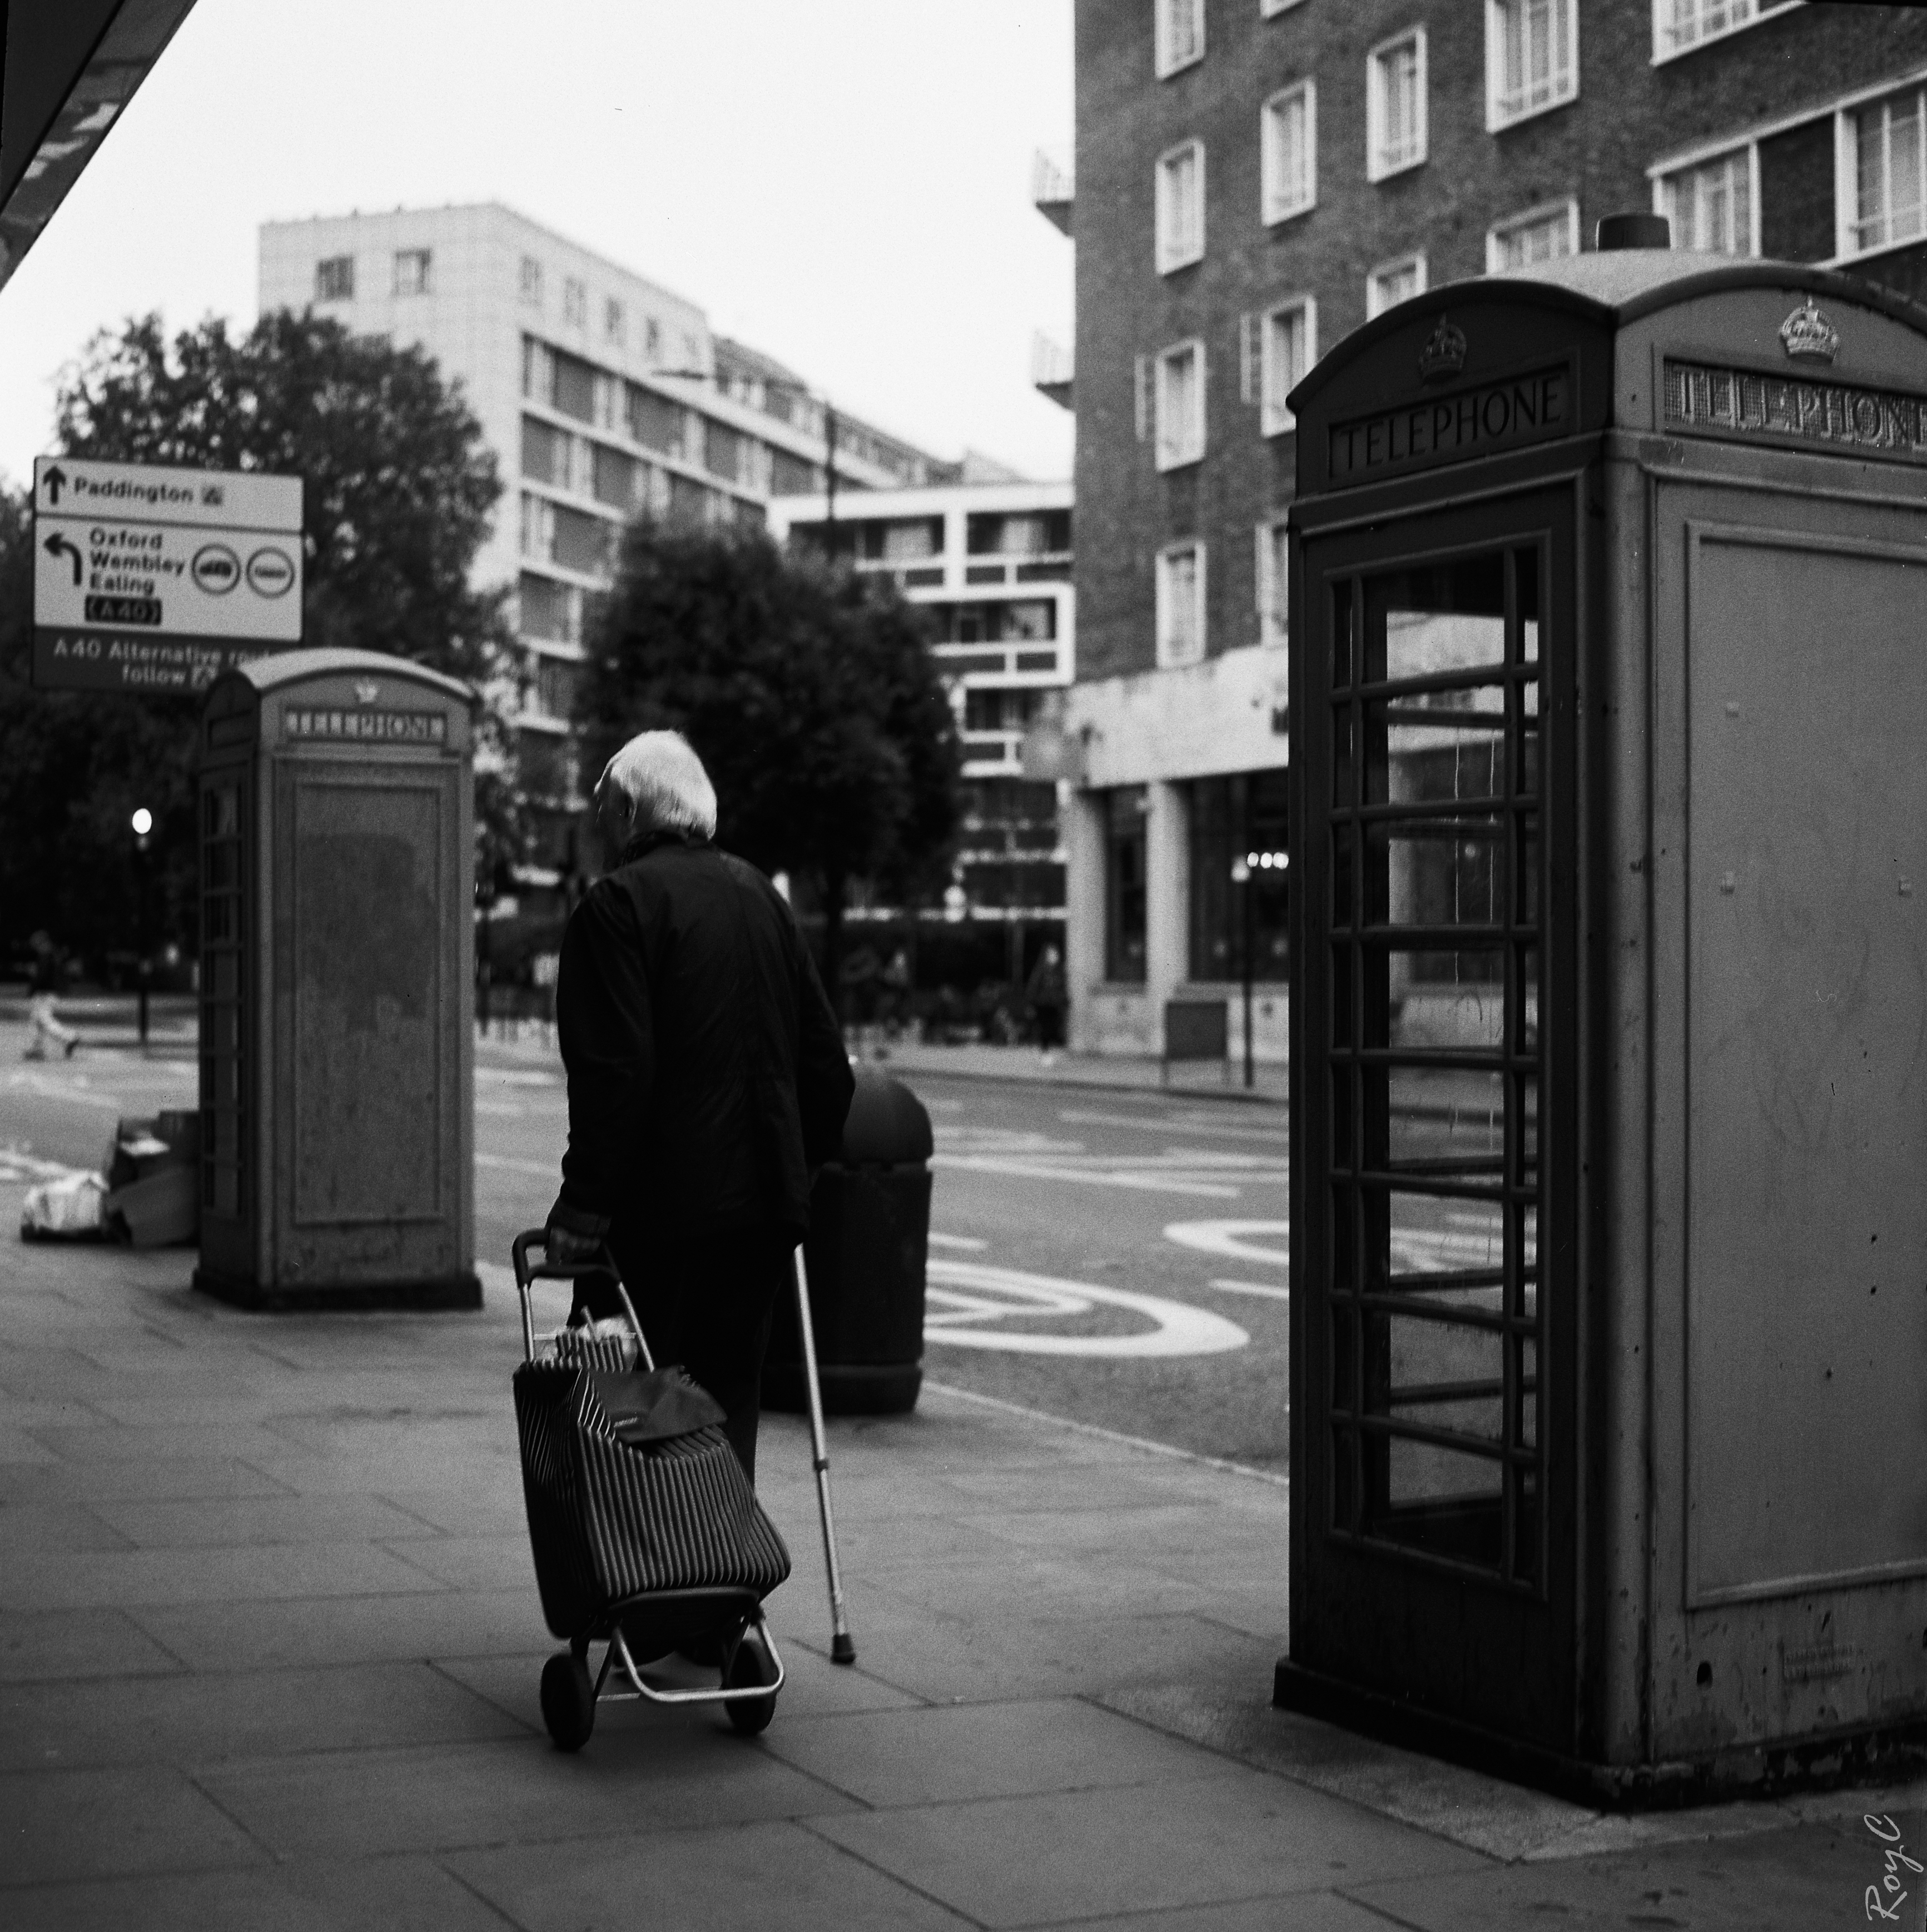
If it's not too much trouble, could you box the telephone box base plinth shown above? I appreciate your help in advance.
[192,1263,482,1313]
[1274,1657,1927,1812]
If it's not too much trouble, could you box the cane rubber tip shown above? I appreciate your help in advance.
[832,1634,857,1665]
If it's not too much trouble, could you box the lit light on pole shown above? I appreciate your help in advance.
[130,807,154,1047]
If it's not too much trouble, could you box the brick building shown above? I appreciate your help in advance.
[1056,0,1927,1059]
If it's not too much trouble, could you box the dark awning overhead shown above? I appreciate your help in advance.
[0,0,199,293]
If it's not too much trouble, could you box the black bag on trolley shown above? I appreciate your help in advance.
[513,1314,792,1642]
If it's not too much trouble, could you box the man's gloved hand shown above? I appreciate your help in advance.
[545,1221,604,1267]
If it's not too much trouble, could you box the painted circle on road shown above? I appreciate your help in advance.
[925,1259,1248,1357]
[246,547,296,597]
[1163,1220,1289,1270]
[191,544,240,595]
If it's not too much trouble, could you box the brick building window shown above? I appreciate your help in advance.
[1155,0,1205,79]
[519,255,543,306]
[1658,148,1756,255]
[1156,542,1207,667]
[563,277,587,329]
[1487,0,1576,130]
[1368,29,1427,181]
[1366,254,1427,319]
[1487,199,1579,270]
[393,249,431,297]
[1652,0,1800,63]
[314,256,354,302]
[1847,86,1927,257]
[1153,340,1205,470]
[1262,82,1317,224]
[1259,298,1315,436]
[1156,140,1206,271]
[1256,519,1289,647]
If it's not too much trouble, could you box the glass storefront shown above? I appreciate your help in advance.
[1104,786,1148,981]
[1189,770,1289,982]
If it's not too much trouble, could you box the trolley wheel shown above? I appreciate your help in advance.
[725,1628,777,1737]
[540,1650,595,1752]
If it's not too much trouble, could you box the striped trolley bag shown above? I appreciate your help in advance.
[510,1234,792,1750]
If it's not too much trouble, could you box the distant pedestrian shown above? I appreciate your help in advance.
[1027,943,1067,1064]
[22,932,77,1061]
[544,731,854,1486]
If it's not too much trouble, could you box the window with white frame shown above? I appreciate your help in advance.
[1487,199,1578,271]
[1262,82,1317,224]
[563,276,587,329]
[1260,298,1315,436]
[1658,148,1755,255]
[1488,0,1576,129]
[604,297,625,346]
[1155,340,1206,469]
[1157,542,1206,667]
[1847,85,1927,257]
[1156,140,1206,271]
[1652,0,1801,63]
[1256,519,1289,646]
[1368,29,1427,180]
[519,255,543,306]
[393,249,431,297]
[1366,254,1427,319]
[1155,0,1205,78]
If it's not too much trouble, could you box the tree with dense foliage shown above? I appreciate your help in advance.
[577,522,961,989]
[0,310,525,973]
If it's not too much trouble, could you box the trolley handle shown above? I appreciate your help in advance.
[511,1228,653,1370]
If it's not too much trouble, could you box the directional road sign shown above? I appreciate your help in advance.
[32,456,304,694]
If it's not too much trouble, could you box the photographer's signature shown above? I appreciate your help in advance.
[1865,1814,1923,1923]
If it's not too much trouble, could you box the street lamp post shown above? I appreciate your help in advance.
[1232,845,1288,1091]
[130,806,153,1048]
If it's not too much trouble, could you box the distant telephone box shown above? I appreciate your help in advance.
[195,648,479,1310]
[1283,235,1927,1796]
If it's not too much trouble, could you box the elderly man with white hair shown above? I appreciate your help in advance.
[544,729,853,1485]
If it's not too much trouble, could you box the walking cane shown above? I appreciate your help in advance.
[792,1244,856,1663]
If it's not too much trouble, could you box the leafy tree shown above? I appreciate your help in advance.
[0,310,526,972]
[577,522,961,990]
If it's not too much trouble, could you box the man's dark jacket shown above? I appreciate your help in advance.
[548,831,853,1240]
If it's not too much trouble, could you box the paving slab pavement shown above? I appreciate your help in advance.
[2,1230,1920,1929]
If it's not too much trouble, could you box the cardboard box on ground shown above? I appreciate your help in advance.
[19,1112,198,1246]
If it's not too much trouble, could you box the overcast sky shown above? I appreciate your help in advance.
[0,0,1075,489]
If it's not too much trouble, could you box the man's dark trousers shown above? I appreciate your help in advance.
[579,1222,792,1486]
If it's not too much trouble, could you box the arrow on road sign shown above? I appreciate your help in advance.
[43,532,81,585]
[41,465,66,505]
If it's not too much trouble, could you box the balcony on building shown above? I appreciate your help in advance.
[1032,148,1074,236]
[1031,332,1073,412]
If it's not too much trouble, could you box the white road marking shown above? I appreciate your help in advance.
[927,1232,987,1251]
[474,1153,558,1176]
[1209,1278,1291,1302]
[935,1156,1241,1199]
[1164,1219,1290,1269]
[6,1071,126,1111]
[923,1259,1248,1357]
[1059,1107,1288,1145]
[0,1146,88,1184]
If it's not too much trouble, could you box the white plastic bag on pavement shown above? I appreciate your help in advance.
[20,1170,110,1240]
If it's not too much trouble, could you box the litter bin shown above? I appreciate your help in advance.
[763,1066,933,1416]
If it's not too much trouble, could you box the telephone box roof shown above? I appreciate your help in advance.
[225,648,475,706]
[1290,249,1927,419]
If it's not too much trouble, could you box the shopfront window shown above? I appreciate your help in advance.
[1105,787,1149,982]
[1189,771,1289,982]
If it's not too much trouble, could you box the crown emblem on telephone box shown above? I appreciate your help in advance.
[1419,315,1467,384]
[1779,297,1840,365]
[353,681,380,704]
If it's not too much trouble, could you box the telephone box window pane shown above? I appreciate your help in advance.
[1330,945,1355,1046]
[1364,817,1504,932]
[1366,555,1506,684]
[1369,703,1507,805]
[1330,1307,1358,1413]
[1331,579,1355,688]
[1383,1067,1504,1175]
[1332,823,1355,927]
[1371,1439,1504,1569]
[1332,704,1355,808]
[1372,943,1507,1040]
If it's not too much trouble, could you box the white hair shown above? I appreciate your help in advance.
[597,731,718,840]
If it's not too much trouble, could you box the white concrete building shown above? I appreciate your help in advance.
[257,202,950,872]
[767,478,1073,931]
